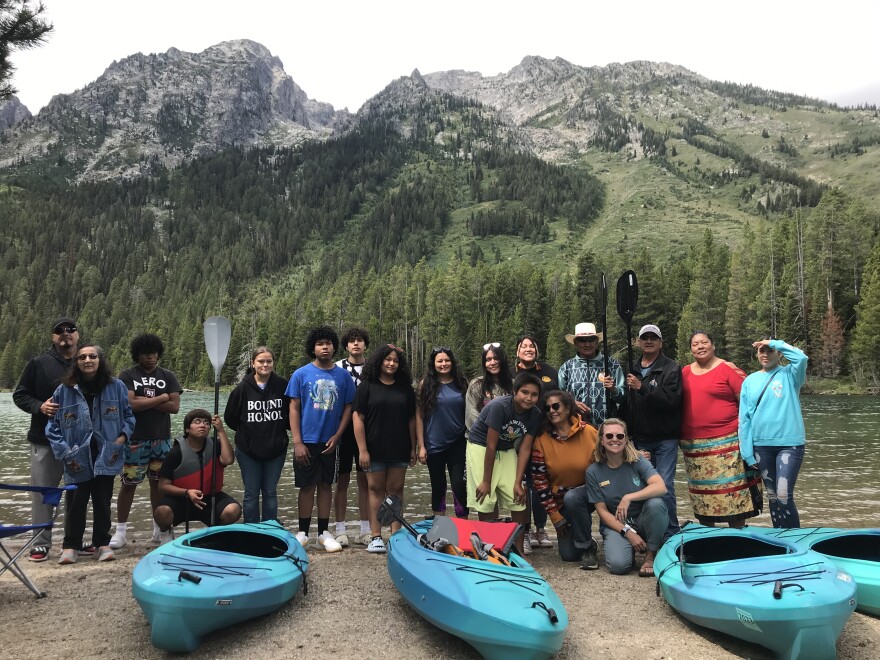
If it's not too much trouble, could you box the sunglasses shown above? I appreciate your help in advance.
[575,336,598,343]
[483,342,501,351]
[76,353,99,361]
[544,402,562,413]
[603,432,626,440]
[54,325,77,334]
[640,334,660,341]
[432,346,451,354]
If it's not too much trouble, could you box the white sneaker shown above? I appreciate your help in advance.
[318,531,343,553]
[295,531,310,548]
[522,539,533,555]
[367,536,386,553]
[155,528,174,546]
[109,529,127,549]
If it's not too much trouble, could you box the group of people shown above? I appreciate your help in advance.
[13,314,809,576]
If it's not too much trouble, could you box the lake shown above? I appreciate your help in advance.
[1,393,878,537]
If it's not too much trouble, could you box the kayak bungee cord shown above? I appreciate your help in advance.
[156,553,271,578]
[425,556,549,596]
[283,552,308,595]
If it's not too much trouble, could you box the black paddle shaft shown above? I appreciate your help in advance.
[599,272,610,417]
[616,270,639,438]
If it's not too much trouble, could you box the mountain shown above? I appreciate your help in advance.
[0,96,30,130]
[0,40,350,181]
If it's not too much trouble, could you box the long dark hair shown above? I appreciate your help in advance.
[417,347,468,418]
[361,344,412,386]
[63,343,114,390]
[476,345,513,413]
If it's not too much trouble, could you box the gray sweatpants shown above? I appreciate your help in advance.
[30,443,64,547]
[600,497,668,574]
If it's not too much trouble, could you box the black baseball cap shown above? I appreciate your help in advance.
[51,317,77,333]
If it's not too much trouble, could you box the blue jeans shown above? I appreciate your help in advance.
[236,449,285,523]
[755,445,805,528]
[634,438,679,538]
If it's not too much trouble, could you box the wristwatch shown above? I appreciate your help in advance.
[620,524,632,537]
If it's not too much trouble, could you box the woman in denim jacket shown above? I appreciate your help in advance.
[46,343,135,564]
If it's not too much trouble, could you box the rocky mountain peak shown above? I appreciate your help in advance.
[0,96,31,130]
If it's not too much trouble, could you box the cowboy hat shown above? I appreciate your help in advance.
[565,322,603,344]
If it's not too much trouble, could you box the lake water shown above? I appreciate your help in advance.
[1,393,878,538]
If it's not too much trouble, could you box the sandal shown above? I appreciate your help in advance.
[638,561,654,577]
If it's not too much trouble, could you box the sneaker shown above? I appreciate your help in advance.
[155,528,174,546]
[79,543,96,556]
[522,539,533,555]
[357,532,372,546]
[535,530,554,548]
[527,530,539,548]
[367,536,386,553]
[29,545,49,562]
[335,532,350,548]
[95,546,115,562]
[295,531,310,548]
[580,540,599,570]
[318,531,343,553]
[58,548,77,565]
[109,529,127,549]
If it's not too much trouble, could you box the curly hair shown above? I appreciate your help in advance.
[361,344,412,386]
[63,344,114,390]
[417,348,468,418]
[340,327,370,350]
[130,333,165,361]
[305,326,339,359]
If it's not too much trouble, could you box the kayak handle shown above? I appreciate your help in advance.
[531,601,559,624]
[772,580,805,599]
[178,571,202,584]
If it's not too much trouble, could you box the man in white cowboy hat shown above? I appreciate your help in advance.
[558,322,625,428]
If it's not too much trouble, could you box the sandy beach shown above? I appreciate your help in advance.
[2,529,879,660]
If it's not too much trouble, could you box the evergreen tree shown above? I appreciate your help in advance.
[0,0,53,99]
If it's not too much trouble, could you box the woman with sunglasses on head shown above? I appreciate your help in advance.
[465,342,514,432]
[739,337,808,528]
[45,343,135,565]
[586,418,667,576]
[530,390,600,568]
[353,344,417,553]
[416,347,469,518]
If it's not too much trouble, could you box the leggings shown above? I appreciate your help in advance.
[426,437,468,517]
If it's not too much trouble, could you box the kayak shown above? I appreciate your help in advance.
[386,519,568,660]
[750,526,880,616]
[655,524,856,660]
[132,521,308,652]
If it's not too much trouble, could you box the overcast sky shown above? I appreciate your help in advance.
[9,1,880,114]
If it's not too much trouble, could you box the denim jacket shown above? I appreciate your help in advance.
[45,379,135,484]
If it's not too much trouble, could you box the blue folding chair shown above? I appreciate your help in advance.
[0,483,76,598]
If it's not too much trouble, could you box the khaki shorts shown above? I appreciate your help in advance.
[466,442,525,514]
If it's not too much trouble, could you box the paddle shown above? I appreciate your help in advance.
[616,271,638,436]
[599,272,610,418]
[204,316,232,527]
[377,495,431,547]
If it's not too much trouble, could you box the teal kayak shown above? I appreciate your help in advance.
[132,521,308,652]
[750,526,880,616]
[387,520,568,659]
[655,524,856,660]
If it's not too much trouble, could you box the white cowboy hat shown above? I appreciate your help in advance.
[565,322,603,344]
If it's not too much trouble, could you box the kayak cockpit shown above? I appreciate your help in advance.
[812,534,880,562]
[682,535,790,564]
[184,530,289,558]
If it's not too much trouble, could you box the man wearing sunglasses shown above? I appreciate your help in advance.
[621,324,682,539]
[12,317,81,562]
[558,322,625,428]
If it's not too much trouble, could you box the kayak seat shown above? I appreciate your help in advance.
[429,517,521,556]
[682,536,789,564]
[812,535,880,562]
[184,530,289,558]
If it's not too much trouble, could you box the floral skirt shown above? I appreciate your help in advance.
[680,432,763,524]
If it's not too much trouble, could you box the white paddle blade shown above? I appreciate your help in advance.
[203,316,232,379]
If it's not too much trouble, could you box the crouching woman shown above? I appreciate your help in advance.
[586,418,667,577]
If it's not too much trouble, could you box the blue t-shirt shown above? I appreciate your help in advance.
[424,382,465,453]
[285,362,355,445]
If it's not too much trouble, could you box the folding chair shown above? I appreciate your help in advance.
[0,483,76,598]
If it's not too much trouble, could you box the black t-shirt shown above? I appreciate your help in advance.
[119,365,183,441]
[353,380,416,462]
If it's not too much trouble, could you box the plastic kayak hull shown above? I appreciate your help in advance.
[387,521,568,660]
[132,521,308,652]
[655,524,856,660]
[750,526,880,616]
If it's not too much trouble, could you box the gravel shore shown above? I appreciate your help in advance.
[2,530,879,659]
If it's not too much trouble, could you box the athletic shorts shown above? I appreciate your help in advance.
[336,426,364,475]
[122,438,172,485]
[157,491,239,526]
[293,442,338,488]
[465,442,525,514]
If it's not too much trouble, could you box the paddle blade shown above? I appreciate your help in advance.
[203,316,232,380]
[615,270,639,322]
[377,494,403,526]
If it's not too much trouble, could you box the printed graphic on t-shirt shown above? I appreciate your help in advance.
[310,379,338,410]
[500,420,529,447]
